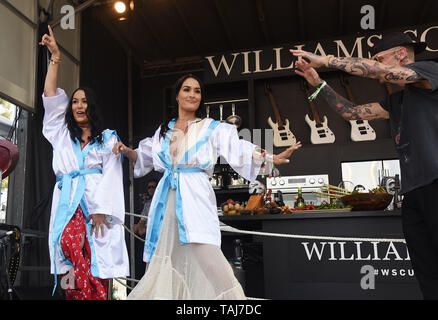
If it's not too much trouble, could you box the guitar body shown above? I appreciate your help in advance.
[305,114,335,144]
[268,117,297,147]
[339,75,377,142]
[349,119,376,141]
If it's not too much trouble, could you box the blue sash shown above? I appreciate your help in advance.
[144,119,220,261]
[51,130,120,295]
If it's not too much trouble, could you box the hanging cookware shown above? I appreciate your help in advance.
[216,173,224,188]
[226,103,242,128]
[206,105,210,118]
[228,172,249,188]
[219,104,224,122]
[210,173,218,188]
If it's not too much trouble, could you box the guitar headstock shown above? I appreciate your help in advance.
[264,81,272,95]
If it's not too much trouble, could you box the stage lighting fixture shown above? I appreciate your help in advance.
[114,1,126,14]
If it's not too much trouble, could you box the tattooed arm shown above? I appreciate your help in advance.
[319,84,389,120]
[328,57,423,86]
[290,49,426,86]
[295,57,389,121]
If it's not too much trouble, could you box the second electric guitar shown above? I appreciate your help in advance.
[301,80,335,144]
[340,75,376,142]
[264,82,297,147]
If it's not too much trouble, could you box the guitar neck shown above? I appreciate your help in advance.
[344,83,356,104]
[267,91,284,127]
[303,87,321,124]
[308,99,322,124]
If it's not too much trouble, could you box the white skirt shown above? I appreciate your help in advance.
[127,189,246,300]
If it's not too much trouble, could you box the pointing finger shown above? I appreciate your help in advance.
[48,25,54,37]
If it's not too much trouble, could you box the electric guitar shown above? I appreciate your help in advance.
[340,75,376,142]
[301,80,335,144]
[264,82,297,147]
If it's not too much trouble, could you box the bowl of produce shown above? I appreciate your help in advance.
[221,199,243,216]
[340,187,393,211]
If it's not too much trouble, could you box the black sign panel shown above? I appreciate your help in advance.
[260,214,422,299]
[203,24,438,83]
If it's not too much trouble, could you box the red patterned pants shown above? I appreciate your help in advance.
[60,206,109,300]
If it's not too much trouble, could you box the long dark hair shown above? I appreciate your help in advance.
[65,87,103,144]
[160,74,206,138]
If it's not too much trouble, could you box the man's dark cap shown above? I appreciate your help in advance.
[370,32,427,56]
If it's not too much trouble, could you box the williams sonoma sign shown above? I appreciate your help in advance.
[203,24,438,83]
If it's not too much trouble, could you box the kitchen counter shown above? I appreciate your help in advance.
[219,209,422,300]
[219,209,402,230]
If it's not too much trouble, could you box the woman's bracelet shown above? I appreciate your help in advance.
[260,150,280,179]
[50,56,61,65]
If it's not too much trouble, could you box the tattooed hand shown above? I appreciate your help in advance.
[290,49,326,69]
[293,53,390,121]
[295,58,324,87]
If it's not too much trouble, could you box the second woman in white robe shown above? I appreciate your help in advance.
[127,118,275,299]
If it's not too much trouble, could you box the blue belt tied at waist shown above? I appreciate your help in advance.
[51,168,102,295]
[144,118,221,262]
[144,166,204,261]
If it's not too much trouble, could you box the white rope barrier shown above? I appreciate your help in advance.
[220,224,406,243]
[122,224,145,242]
[125,212,147,219]
[124,212,406,243]
[114,278,134,290]
[117,277,140,283]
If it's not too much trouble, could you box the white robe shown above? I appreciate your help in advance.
[42,88,129,279]
[134,118,265,262]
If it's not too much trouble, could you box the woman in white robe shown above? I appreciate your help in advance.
[40,26,129,299]
[113,74,301,299]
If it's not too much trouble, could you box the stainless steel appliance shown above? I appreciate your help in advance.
[266,174,330,207]
[341,159,402,209]
[228,171,249,189]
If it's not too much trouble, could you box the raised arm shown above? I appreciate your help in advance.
[295,58,389,121]
[39,25,61,97]
[214,122,302,182]
[327,57,423,86]
[290,49,425,87]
